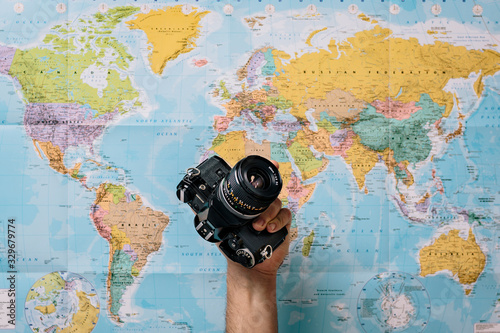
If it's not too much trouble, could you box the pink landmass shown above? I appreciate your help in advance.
[432,169,444,194]
[263,79,273,87]
[371,99,422,120]
[260,105,276,119]
[434,118,442,128]
[193,58,208,67]
[24,103,116,153]
[286,175,310,200]
[89,206,111,240]
[64,280,76,291]
[0,45,16,75]
[330,129,355,158]
[80,176,88,187]
[214,116,232,132]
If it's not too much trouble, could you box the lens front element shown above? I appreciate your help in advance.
[218,155,282,219]
[248,168,268,189]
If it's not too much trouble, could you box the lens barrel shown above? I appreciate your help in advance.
[217,155,282,219]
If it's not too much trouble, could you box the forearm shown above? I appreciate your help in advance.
[225,263,278,333]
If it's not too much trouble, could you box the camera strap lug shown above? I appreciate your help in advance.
[186,167,201,179]
[260,245,273,260]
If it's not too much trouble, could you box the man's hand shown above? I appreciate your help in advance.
[232,197,292,276]
[224,161,292,333]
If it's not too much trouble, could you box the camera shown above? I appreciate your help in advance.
[176,155,288,268]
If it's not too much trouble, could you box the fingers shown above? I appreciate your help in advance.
[252,199,292,234]
[252,160,290,233]
[267,207,291,233]
[271,160,279,169]
[253,198,282,231]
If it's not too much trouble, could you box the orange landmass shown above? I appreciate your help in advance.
[420,229,486,293]
[33,139,69,174]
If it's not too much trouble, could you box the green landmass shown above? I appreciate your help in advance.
[352,94,445,163]
[109,250,136,317]
[105,184,127,204]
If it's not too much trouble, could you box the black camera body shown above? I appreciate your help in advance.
[176,155,288,268]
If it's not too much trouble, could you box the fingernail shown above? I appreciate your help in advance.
[268,223,276,231]
[254,219,266,228]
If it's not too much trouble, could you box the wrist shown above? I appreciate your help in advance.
[227,262,277,290]
[225,262,278,333]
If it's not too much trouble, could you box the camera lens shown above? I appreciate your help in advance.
[248,169,267,189]
[217,155,282,220]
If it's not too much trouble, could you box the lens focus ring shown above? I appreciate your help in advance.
[219,156,282,217]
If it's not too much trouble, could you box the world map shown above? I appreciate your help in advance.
[0,1,499,332]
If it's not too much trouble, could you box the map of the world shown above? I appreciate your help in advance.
[0,1,499,332]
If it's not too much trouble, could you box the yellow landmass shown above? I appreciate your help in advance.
[344,136,378,192]
[420,229,486,289]
[454,93,461,111]
[211,131,275,167]
[126,5,209,75]
[272,25,500,119]
[418,193,431,205]
[473,73,484,97]
[302,230,315,257]
[59,291,99,333]
[287,140,329,180]
[88,159,102,166]
[33,140,68,174]
[211,131,248,166]
[110,225,131,253]
[288,128,331,180]
[445,122,463,143]
[93,183,114,212]
[305,27,327,47]
[245,16,266,29]
[403,172,414,187]
[26,272,65,302]
[35,303,56,315]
